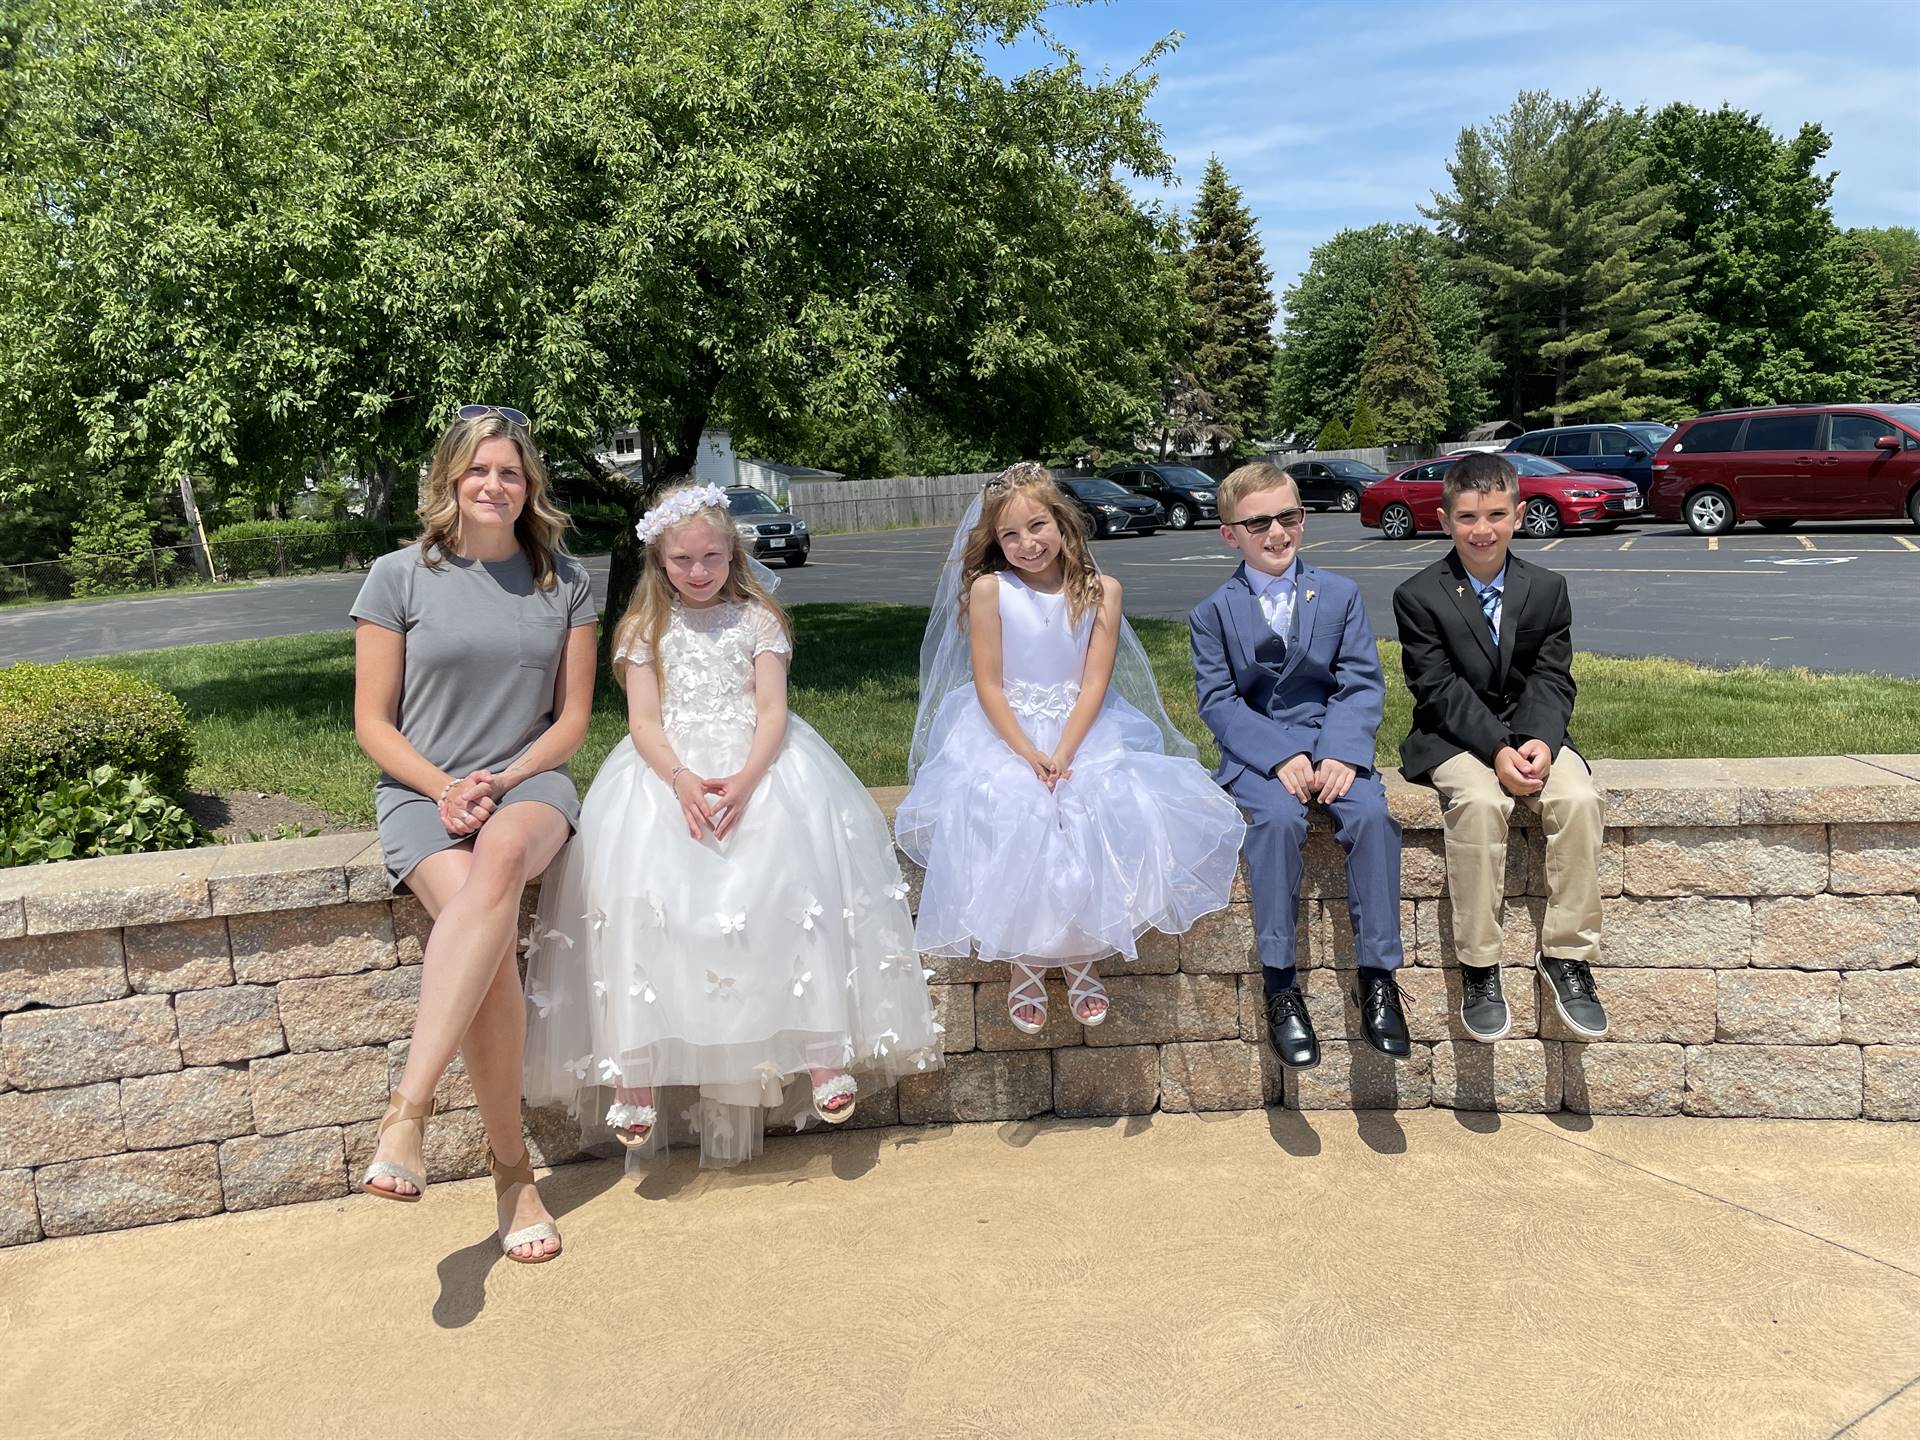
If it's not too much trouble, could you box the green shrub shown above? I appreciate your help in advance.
[1346,397,1381,448]
[1315,416,1350,449]
[0,662,195,826]
[1,765,205,866]
[205,518,403,577]
[65,497,155,597]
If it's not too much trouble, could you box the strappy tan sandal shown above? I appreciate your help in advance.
[1007,963,1048,1035]
[359,1090,435,1203]
[490,1146,561,1265]
[1064,961,1109,1028]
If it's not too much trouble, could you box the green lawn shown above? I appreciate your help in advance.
[104,603,1920,828]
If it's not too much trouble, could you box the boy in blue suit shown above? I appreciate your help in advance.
[1189,462,1408,1069]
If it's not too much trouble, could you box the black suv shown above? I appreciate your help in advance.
[1059,476,1164,538]
[1102,464,1219,529]
[724,485,810,567]
[1283,457,1387,512]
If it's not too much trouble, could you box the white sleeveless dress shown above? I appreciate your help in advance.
[896,572,1244,964]
[523,599,942,1168]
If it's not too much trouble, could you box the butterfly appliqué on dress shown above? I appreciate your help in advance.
[715,910,746,936]
[706,970,738,1000]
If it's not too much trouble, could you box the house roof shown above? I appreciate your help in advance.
[741,458,844,480]
[1463,419,1525,441]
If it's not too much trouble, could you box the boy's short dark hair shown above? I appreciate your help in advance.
[1441,451,1520,513]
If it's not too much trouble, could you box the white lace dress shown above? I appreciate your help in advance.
[524,599,942,1168]
[895,572,1245,964]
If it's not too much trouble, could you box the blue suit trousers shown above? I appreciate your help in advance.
[1226,768,1404,974]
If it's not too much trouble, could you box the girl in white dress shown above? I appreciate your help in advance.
[524,484,942,1168]
[897,464,1246,1034]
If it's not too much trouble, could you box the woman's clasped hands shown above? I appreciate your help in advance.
[438,769,498,836]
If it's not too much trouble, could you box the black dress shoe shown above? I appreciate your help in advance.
[1265,988,1319,1070]
[1355,968,1411,1060]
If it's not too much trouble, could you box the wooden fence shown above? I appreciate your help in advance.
[786,473,999,534]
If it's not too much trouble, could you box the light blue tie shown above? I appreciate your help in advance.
[1480,584,1502,645]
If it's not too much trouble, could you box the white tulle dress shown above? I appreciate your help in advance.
[895,572,1245,965]
[524,599,943,1168]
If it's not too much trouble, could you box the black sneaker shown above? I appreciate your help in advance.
[1265,988,1319,1070]
[1538,955,1608,1039]
[1458,963,1510,1042]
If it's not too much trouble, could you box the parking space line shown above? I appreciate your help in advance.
[1895,536,1920,552]
[1541,538,1565,551]
[1410,540,1445,550]
[1618,538,1635,551]
[1707,537,1718,552]
[1797,535,1817,551]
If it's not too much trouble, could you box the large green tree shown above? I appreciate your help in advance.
[1271,224,1490,440]
[1638,105,1890,408]
[1428,91,1696,424]
[1184,157,1276,453]
[0,0,1176,616]
[1357,253,1449,447]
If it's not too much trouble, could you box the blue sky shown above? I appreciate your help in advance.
[1000,0,1920,309]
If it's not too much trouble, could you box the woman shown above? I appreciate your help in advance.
[350,405,596,1264]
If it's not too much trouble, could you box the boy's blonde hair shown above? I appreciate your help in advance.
[1216,461,1299,523]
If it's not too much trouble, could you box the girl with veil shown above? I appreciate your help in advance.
[896,463,1246,1034]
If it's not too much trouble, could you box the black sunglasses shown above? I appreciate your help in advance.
[1229,508,1305,535]
[457,403,533,432]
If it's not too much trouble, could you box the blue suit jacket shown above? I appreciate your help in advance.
[1188,561,1386,786]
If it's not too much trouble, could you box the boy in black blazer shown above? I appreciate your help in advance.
[1392,452,1608,1042]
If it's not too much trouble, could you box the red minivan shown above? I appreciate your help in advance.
[1650,404,1920,535]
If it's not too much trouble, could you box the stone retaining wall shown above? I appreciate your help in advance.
[4,756,1917,1246]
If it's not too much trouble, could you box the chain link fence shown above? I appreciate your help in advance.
[1,525,414,606]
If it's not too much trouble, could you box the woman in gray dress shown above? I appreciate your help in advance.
[349,407,597,1264]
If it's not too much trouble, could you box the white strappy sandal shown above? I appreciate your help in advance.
[811,1071,859,1125]
[490,1146,561,1265]
[1007,964,1049,1035]
[360,1090,435,1202]
[606,1093,656,1149]
[1065,961,1109,1028]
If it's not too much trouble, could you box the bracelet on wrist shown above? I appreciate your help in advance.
[438,780,455,805]
[668,764,688,787]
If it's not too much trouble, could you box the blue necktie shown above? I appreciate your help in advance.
[1480,585,1502,645]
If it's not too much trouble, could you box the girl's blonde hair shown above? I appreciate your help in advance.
[959,462,1101,627]
[416,413,570,590]
[612,485,791,690]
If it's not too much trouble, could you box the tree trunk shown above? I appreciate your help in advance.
[564,410,707,654]
[364,454,399,524]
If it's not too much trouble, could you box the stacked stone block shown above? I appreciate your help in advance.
[3,755,1918,1247]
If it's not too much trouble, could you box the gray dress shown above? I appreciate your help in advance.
[350,543,597,890]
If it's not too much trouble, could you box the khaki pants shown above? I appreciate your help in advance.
[1430,747,1602,967]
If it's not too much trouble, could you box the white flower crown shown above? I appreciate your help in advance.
[634,483,730,544]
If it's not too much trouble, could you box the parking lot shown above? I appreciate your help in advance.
[773,512,1920,678]
[5,513,1916,676]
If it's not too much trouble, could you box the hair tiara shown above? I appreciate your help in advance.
[635,483,730,544]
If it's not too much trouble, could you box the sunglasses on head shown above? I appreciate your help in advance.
[457,403,533,432]
[1229,508,1305,535]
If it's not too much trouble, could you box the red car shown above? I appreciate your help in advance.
[1649,403,1920,535]
[1358,453,1643,539]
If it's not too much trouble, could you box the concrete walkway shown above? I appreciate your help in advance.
[5,1109,1918,1438]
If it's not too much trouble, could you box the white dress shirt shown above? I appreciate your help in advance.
[1249,562,1299,640]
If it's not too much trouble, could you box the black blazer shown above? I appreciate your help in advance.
[1392,550,1577,781]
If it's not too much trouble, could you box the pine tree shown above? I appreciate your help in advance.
[1185,157,1278,454]
[1427,91,1695,423]
[1315,416,1349,450]
[1345,396,1381,447]
[1357,254,1448,446]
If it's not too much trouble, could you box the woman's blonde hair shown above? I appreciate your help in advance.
[611,485,791,690]
[959,462,1102,627]
[415,413,571,590]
